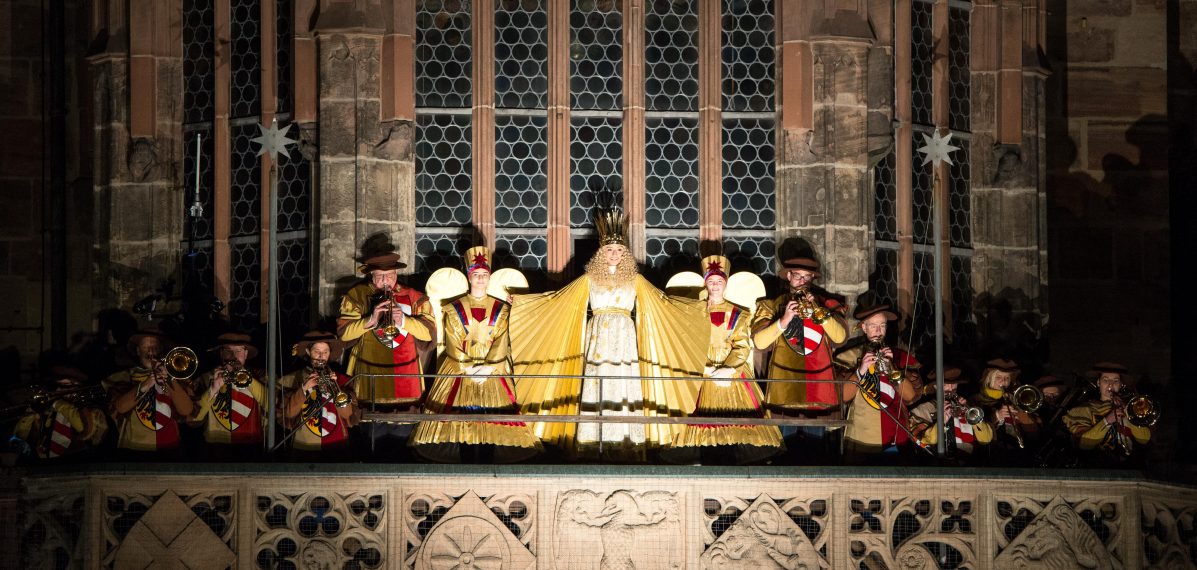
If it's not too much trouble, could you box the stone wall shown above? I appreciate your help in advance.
[0,0,94,379]
[1045,0,1171,381]
[9,466,1197,568]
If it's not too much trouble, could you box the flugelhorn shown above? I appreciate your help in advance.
[315,366,351,408]
[790,286,829,324]
[371,288,402,342]
[864,341,905,384]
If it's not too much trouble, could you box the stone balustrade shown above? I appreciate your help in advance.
[8,464,1196,569]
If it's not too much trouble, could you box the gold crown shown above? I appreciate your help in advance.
[595,208,628,247]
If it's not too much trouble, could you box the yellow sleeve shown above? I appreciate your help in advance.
[337,293,372,343]
[1063,405,1107,450]
[750,299,781,348]
[484,303,512,367]
[403,294,435,342]
[822,314,847,344]
[12,413,36,441]
[1128,422,1152,445]
[51,399,86,432]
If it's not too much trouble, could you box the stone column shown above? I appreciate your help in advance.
[313,0,412,315]
[622,0,647,260]
[89,0,185,312]
[776,4,875,300]
[969,0,1048,344]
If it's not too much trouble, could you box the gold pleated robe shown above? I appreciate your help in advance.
[509,274,707,459]
[409,294,542,463]
[673,300,783,459]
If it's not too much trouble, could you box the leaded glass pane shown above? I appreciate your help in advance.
[494,234,548,272]
[496,115,548,228]
[277,237,310,333]
[417,0,473,108]
[230,241,262,330]
[570,0,623,110]
[645,235,699,275]
[276,147,310,233]
[875,150,898,242]
[645,0,698,112]
[723,236,777,276]
[183,0,215,124]
[912,0,934,126]
[230,0,261,118]
[949,6,971,133]
[495,0,548,109]
[646,118,699,229]
[949,138,971,247]
[912,130,933,245]
[722,118,775,229]
[721,0,774,112]
[871,248,899,308]
[230,123,262,237]
[570,117,623,227]
[276,0,293,114]
[416,114,473,227]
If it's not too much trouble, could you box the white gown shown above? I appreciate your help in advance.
[576,281,645,460]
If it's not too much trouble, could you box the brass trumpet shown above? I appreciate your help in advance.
[225,364,254,389]
[161,347,199,380]
[946,396,985,425]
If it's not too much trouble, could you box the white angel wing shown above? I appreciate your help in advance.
[665,271,705,300]
[487,267,529,301]
[425,267,468,352]
[725,271,767,312]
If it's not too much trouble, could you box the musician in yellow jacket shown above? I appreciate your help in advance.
[1063,362,1152,467]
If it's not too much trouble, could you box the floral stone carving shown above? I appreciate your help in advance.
[408,490,535,570]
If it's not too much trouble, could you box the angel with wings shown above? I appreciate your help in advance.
[509,208,708,462]
[407,246,542,463]
[667,255,784,464]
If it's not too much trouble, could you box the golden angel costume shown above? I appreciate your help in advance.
[409,247,542,463]
[510,210,708,461]
[672,256,782,462]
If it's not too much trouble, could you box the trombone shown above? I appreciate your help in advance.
[997,384,1044,448]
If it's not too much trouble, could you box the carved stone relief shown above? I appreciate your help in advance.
[1142,497,1197,569]
[554,489,682,570]
[128,137,166,183]
[700,494,828,569]
[992,495,1122,569]
[103,490,236,569]
[20,492,84,569]
[404,490,535,570]
[847,496,977,569]
[254,492,386,570]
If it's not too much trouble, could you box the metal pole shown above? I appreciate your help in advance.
[48,0,67,352]
[266,124,281,452]
[933,165,946,457]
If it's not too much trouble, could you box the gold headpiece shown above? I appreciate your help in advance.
[595,208,628,247]
[464,246,491,274]
[701,255,730,280]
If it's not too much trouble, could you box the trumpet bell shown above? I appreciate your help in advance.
[163,347,199,380]
[965,406,986,425]
[230,368,254,388]
[333,392,352,408]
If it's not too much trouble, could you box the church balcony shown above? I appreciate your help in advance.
[5,463,1195,569]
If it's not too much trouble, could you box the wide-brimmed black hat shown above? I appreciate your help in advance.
[291,331,346,362]
[357,252,407,274]
[209,332,258,359]
[780,256,821,276]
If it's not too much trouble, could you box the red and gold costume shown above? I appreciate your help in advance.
[907,367,993,456]
[410,247,542,462]
[338,254,435,407]
[106,365,193,452]
[12,369,107,459]
[280,368,356,452]
[751,258,847,412]
[838,343,914,451]
[674,256,782,459]
[193,368,269,447]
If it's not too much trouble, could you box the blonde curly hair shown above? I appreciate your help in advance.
[584,245,638,288]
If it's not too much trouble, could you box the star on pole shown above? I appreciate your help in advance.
[251,119,297,162]
[916,130,960,167]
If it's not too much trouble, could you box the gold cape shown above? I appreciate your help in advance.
[509,274,708,449]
